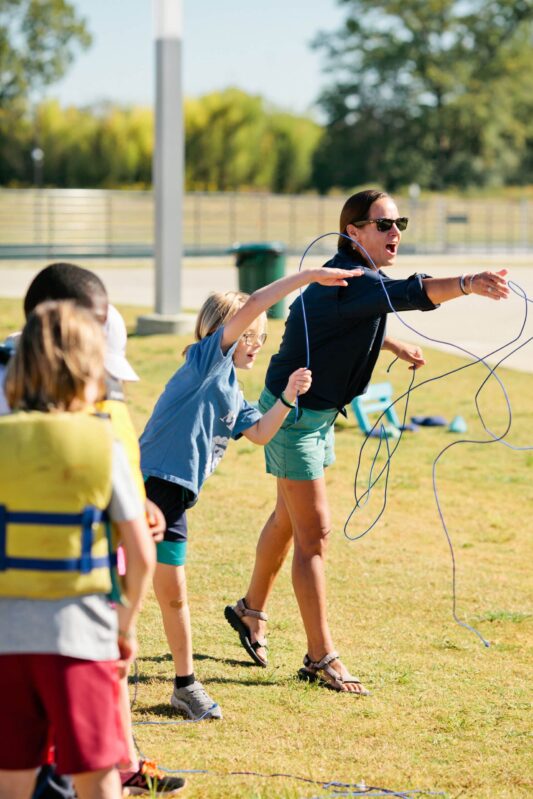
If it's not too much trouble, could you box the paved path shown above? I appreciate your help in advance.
[1,255,531,372]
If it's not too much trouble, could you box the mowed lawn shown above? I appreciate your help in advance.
[1,299,532,798]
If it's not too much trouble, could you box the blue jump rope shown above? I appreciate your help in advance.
[296,232,532,647]
[130,661,443,797]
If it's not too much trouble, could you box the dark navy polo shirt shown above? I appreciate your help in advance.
[265,250,438,412]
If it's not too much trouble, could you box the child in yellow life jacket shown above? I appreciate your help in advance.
[0,301,159,799]
[3,263,174,795]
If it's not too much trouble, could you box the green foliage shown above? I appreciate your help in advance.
[0,0,91,186]
[185,89,269,191]
[313,0,533,192]
[0,0,91,104]
[0,89,321,193]
[37,100,154,187]
[3,0,533,193]
[0,88,321,191]
[268,111,323,193]
[185,88,321,193]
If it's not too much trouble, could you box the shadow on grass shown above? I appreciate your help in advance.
[138,652,258,668]
[130,672,170,685]
[201,675,281,687]
[134,703,193,719]
[194,651,258,668]
[138,653,173,663]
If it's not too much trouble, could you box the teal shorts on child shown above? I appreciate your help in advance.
[259,387,337,480]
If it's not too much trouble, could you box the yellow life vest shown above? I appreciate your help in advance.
[0,412,116,600]
[97,387,145,504]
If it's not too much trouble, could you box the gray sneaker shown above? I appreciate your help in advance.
[170,681,222,720]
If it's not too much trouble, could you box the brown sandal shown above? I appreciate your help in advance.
[297,651,370,694]
[224,598,268,667]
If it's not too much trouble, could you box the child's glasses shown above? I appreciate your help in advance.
[241,332,267,346]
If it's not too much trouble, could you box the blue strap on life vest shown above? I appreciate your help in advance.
[0,505,116,573]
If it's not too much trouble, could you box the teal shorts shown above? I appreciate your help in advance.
[156,540,187,567]
[259,387,337,481]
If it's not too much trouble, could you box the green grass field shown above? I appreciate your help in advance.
[1,300,532,798]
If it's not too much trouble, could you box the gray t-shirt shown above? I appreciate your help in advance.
[0,440,143,661]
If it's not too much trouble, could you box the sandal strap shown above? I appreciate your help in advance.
[235,597,268,622]
[251,638,268,651]
[304,651,339,671]
[314,651,340,671]
[303,651,363,686]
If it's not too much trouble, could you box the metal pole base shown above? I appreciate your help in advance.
[136,313,195,336]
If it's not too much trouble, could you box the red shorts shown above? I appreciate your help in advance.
[0,654,128,774]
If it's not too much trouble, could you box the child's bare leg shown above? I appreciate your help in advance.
[0,769,36,799]
[153,562,192,676]
[117,673,138,772]
[73,767,121,799]
[153,561,220,719]
[242,484,293,659]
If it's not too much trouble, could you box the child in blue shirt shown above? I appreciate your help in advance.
[140,265,361,719]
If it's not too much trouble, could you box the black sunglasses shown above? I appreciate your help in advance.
[353,217,409,232]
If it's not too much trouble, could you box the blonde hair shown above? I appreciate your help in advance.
[6,300,106,412]
[183,291,266,356]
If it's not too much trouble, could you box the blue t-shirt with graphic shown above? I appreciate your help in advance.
[140,327,262,500]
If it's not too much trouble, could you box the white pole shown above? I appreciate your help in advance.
[137,0,194,333]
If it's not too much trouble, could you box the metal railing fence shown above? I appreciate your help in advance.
[0,188,531,258]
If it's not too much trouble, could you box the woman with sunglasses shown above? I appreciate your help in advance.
[225,188,509,694]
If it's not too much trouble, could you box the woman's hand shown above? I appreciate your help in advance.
[284,367,312,403]
[395,343,425,370]
[383,337,425,370]
[468,268,509,300]
[309,267,363,286]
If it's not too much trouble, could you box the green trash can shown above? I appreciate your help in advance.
[232,242,286,319]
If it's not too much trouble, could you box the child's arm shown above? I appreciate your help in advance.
[115,516,156,674]
[243,367,312,445]
[221,266,363,351]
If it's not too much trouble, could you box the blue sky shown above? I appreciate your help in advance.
[49,0,346,119]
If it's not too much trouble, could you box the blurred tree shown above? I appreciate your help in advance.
[268,112,323,193]
[0,0,91,104]
[185,88,269,191]
[1,88,319,191]
[312,0,533,191]
[0,0,91,186]
[0,98,31,184]
[34,100,153,187]
[185,88,321,192]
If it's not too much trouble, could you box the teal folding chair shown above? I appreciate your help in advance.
[350,381,401,436]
